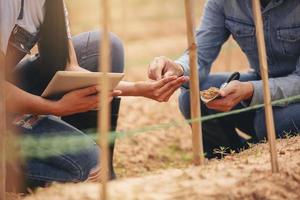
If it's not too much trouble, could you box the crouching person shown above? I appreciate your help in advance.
[148,0,300,158]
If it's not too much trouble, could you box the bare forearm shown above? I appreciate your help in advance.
[6,82,57,115]
[115,81,140,96]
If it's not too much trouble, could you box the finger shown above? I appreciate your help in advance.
[158,76,188,94]
[206,95,239,112]
[219,81,238,97]
[159,77,188,101]
[148,57,165,80]
[154,78,187,102]
[164,70,176,78]
[154,76,177,88]
[161,85,180,102]
[111,90,122,97]
[85,95,99,104]
[74,86,98,97]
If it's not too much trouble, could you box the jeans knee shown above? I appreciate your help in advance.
[179,89,191,119]
[254,106,300,141]
[109,33,124,73]
[74,30,124,73]
[74,144,99,181]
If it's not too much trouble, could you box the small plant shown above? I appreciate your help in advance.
[213,146,229,159]
[246,142,254,148]
[283,131,293,139]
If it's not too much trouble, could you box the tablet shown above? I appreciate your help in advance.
[41,71,124,97]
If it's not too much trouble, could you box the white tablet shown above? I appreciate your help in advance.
[41,71,124,97]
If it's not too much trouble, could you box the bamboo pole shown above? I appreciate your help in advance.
[184,0,204,165]
[252,0,279,173]
[0,7,7,197]
[99,0,111,199]
[0,44,6,200]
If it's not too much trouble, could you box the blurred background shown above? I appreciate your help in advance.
[65,0,249,178]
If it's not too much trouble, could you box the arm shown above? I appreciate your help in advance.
[5,81,109,116]
[148,0,230,81]
[176,0,230,79]
[250,57,300,106]
[6,82,58,115]
[115,76,189,102]
[206,58,300,111]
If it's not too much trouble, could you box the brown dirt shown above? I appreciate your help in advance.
[23,136,300,200]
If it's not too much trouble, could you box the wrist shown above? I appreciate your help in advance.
[45,99,61,116]
[242,82,254,101]
[132,81,145,96]
[175,63,184,77]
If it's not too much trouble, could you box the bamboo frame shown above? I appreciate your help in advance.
[252,0,279,173]
[0,53,6,200]
[0,9,7,198]
[184,0,204,165]
[99,0,111,199]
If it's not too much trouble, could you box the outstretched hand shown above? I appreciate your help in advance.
[137,76,189,102]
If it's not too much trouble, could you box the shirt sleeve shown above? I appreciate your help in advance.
[63,1,72,39]
[249,56,300,106]
[175,0,230,82]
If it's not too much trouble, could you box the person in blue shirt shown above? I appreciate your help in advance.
[148,0,300,158]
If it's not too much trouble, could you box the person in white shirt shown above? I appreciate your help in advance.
[1,0,188,189]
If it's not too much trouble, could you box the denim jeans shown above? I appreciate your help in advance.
[179,72,300,158]
[12,30,124,188]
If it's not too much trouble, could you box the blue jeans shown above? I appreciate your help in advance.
[12,31,124,188]
[179,72,300,158]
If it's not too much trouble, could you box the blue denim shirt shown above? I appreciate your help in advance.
[176,0,300,106]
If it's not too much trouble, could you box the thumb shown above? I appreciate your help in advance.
[164,70,176,78]
[219,85,234,97]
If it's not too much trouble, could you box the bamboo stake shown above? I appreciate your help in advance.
[99,0,111,199]
[184,0,204,165]
[0,9,7,198]
[252,0,279,173]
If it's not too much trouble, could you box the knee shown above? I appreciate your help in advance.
[254,106,299,141]
[109,33,125,73]
[73,144,99,181]
[74,30,124,73]
[179,89,191,119]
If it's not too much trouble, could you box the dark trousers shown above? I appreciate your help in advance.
[179,72,300,158]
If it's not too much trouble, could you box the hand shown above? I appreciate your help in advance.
[136,76,189,102]
[206,81,254,112]
[52,86,122,116]
[148,56,184,80]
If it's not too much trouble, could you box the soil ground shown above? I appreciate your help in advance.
[21,136,300,200]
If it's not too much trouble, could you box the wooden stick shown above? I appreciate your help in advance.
[252,0,279,173]
[0,8,7,198]
[99,0,112,199]
[184,0,204,165]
